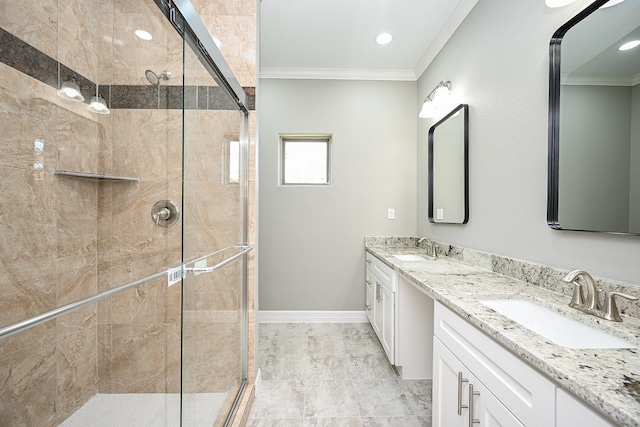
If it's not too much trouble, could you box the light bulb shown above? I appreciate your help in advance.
[375,33,393,45]
[419,100,436,119]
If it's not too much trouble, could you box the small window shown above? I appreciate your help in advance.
[280,135,331,185]
[228,140,240,184]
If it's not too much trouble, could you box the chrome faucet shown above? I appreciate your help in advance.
[561,270,637,322]
[418,237,436,258]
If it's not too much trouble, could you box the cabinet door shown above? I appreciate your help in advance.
[365,272,374,324]
[433,337,470,427]
[474,380,524,427]
[379,284,395,364]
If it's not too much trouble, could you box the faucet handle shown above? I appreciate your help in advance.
[568,282,585,309]
[602,291,638,322]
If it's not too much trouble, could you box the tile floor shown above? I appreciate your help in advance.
[248,322,432,426]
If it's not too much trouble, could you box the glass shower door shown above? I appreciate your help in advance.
[180,28,249,426]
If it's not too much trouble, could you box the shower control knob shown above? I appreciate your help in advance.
[151,200,180,227]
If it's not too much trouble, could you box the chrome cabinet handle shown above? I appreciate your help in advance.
[469,383,480,424]
[366,259,372,264]
[365,304,371,311]
[376,282,382,302]
[457,372,469,415]
[366,279,372,285]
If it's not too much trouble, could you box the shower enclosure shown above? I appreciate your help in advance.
[0,0,252,425]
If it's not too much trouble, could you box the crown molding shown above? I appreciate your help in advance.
[413,0,479,79]
[259,67,417,81]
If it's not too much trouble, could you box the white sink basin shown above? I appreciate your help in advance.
[481,299,636,349]
[393,254,428,262]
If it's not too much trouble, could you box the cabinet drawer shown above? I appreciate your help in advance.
[365,251,395,291]
[434,302,555,427]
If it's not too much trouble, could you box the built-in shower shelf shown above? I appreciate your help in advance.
[55,170,139,181]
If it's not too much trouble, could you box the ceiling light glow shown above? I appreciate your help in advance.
[619,40,640,51]
[375,33,393,45]
[600,0,625,8]
[545,0,577,8]
[135,29,153,41]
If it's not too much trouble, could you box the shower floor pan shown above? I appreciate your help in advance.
[59,392,227,427]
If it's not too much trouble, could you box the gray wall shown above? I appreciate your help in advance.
[630,84,640,233]
[417,0,640,285]
[258,79,417,310]
[559,85,631,231]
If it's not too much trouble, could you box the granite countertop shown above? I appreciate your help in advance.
[366,245,640,427]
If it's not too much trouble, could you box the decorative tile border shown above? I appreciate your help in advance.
[365,236,640,319]
[0,27,255,111]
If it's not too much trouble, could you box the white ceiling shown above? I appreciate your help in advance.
[259,0,479,81]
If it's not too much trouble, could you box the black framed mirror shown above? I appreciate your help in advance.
[548,0,640,235]
[429,104,469,224]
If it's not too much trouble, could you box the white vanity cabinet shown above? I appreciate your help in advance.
[365,252,396,364]
[434,337,524,427]
[434,301,556,427]
[556,389,615,427]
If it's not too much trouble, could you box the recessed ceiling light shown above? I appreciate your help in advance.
[545,0,577,8]
[619,40,640,51]
[135,29,153,41]
[375,33,393,45]
[600,0,624,8]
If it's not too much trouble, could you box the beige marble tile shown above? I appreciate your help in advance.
[97,324,113,393]
[56,327,98,423]
[56,106,100,174]
[0,328,57,427]
[108,181,170,253]
[191,0,256,17]
[112,11,183,86]
[183,322,241,392]
[111,110,175,180]
[0,260,56,327]
[55,254,98,340]
[58,0,98,82]
[96,0,115,84]
[55,176,98,258]
[195,182,242,251]
[0,166,56,267]
[110,323,181,393]
[0,78,58,172]
[0,0,58,59]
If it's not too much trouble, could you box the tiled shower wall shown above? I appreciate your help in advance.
[0,0,257,425]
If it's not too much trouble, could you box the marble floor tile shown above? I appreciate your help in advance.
[250,323,433,426]
[303,379,360,418]
[352,379,414,417]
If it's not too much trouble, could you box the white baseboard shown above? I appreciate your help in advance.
[257,310,368,323]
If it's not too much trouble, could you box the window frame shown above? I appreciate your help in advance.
[279,134,332,186]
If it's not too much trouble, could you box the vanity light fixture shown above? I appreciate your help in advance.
[375,32,393,45]
[419,80,452,119]
[619,40,640,51]
[56,78,84,102]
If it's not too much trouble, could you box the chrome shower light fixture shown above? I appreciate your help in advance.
[87,95,110,114]
[419,80,452,119]
[57,78,84,102]
[87,84,110,114]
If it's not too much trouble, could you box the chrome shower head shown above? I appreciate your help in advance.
[145,69,172,86]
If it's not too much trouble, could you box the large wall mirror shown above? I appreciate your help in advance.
[429,104,469,224]
[548,0,640,235]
